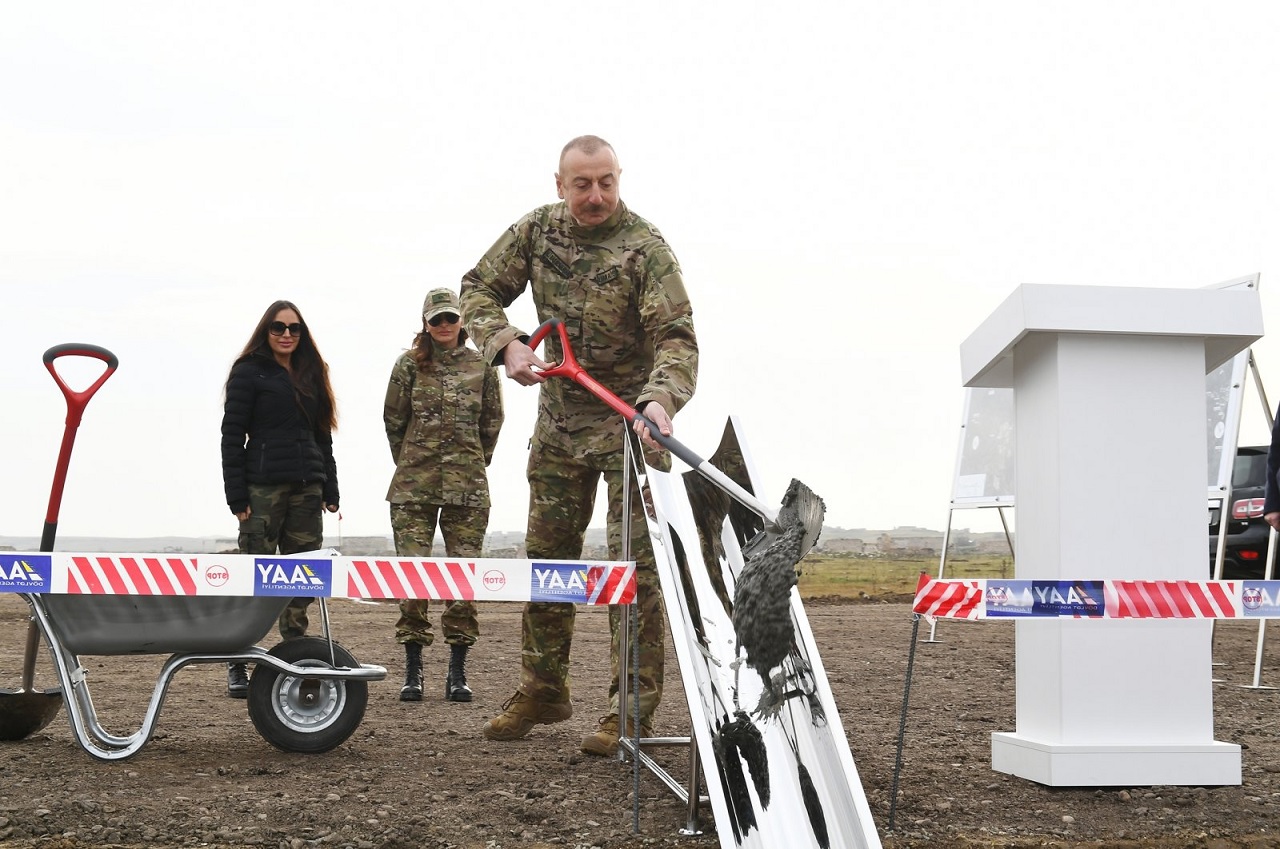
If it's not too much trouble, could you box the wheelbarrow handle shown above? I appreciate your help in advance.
[526,318,780,527]
[41,343,119,550]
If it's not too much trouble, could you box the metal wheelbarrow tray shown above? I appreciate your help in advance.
[21,590,386,761]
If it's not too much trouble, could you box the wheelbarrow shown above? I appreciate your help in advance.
[0,343,385,760]
[22,583,386,761]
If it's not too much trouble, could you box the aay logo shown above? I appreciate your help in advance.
[531,563,591,602]
[0,555,51,592]
[985,580,1103,618]
[254,557,332,597]
[482,570,506,592]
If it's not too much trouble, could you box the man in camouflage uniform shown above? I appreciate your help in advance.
[460,135,697,755]
[384,287,504,702]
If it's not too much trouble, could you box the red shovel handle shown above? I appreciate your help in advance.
[40,344,118,550]
[526,318,709,469]
[526,319,781,526]
[527,319,646,423]
[43,343,118,427]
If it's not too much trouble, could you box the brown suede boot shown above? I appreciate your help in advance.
[482,691,572,741]
[580,713,653,757]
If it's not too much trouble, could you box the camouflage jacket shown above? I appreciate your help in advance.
[383,342,504,507]
[460,201,697,461]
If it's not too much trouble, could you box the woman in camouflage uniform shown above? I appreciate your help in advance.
[383,287,504,702]
[220,300,340,698]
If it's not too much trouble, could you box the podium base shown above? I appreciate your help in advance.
[991,732,1241,787]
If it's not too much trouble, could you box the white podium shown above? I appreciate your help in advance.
[960,283,1263,787]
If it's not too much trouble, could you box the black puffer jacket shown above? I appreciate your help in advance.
[221,354,339,515]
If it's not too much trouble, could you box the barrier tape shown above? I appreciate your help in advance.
[911,574,1280,619]
[0,551,636,605]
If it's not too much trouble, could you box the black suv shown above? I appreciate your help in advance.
[1209,445,1273,578]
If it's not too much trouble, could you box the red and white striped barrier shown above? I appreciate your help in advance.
[912,574,1280,619]
[0,551,636,605]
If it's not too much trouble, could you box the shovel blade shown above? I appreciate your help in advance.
[782,477,825,559]
[743,477,826,562]
[0,688,63,740]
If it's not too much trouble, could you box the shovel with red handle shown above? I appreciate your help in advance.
[526,317,824,552]
[0,343,118,741]
[526,317,825,680]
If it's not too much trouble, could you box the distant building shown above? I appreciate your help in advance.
[820,538,868,555]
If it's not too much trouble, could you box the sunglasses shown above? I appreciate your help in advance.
[268,321,304,337]
[428,312,460,327]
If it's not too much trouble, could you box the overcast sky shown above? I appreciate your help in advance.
[2,2,1278,544]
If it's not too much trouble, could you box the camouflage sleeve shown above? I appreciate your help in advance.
[460,211,538,367]
[383,354,414,462]
[480,365,504,466]
[635,245,698,415]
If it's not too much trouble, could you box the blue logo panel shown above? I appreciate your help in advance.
[530,562,590,602]
[985,580,1036,617]
[986,579,1105,618]
[0,554,51,593]
[253,557,332,597]
[1241,581,1280,618]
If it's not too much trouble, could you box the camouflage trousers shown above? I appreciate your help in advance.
[518,439,665,719]
[238,481,324,639]
[390,502,487,647]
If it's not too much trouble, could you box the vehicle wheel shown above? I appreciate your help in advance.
[247,637,368,754]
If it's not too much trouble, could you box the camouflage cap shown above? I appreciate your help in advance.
[423,287,461,322]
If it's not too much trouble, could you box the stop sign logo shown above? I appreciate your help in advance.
[204,564,230,587]
[483,570,506,591]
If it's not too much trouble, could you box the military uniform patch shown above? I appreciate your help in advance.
[594,266,619,285]
[540,248,572,279]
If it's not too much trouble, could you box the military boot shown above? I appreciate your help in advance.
[581,712,653,757]
[399,642,423,702]
[482,691,572,741]
[226,662,249,699]
[445,643,473,702]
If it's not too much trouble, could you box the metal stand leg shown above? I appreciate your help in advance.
[889,613,923,831]
[678,733,704,836]
[620,431,640,831]
[615,428,709,836]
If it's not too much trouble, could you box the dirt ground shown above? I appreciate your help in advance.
[4,592,1280,849]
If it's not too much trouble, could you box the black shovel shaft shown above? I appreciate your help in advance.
[40,344,118,550]
[527,319,780,527]
[19,621,41,690]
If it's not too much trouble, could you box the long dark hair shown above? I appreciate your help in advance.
[409,321,470,370]
[227,300,338,431]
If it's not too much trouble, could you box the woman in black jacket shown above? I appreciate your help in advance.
[221,300,340,697]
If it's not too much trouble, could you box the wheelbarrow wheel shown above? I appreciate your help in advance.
[246,637,368,754]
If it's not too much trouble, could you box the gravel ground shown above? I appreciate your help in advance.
[3,592,1280,848]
